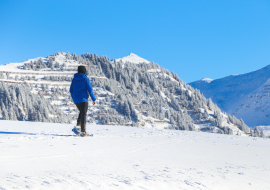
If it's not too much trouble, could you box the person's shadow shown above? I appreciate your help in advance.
[0,131,73,137]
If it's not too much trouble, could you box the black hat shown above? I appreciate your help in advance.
[78,66,86,74]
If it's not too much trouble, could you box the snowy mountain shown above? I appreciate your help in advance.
[189,64,270,127]
[0,52,261,137]
[0,120,270,190]
[201,78,214,83]
[115,53,150,64]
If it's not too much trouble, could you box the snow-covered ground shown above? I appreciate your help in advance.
[1,120,270,190]
[257,125,270,137]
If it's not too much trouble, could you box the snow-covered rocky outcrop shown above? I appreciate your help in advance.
[0,52,261,137]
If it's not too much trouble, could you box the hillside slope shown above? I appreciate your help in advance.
[0,52,257,136]
[189,65,270,127]
[0,120,269,190]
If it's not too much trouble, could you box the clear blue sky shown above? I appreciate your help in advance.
[1,0,270,83]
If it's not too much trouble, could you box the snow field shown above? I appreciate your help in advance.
[0,120,270,190]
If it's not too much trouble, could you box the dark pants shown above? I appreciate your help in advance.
[75,101,88,132]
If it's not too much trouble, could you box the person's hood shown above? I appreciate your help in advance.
[73,73,87,80]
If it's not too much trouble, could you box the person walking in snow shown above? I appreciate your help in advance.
[70,66,96,136]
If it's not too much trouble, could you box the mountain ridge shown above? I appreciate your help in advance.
[189,64,270,127]
[0,52,262,137]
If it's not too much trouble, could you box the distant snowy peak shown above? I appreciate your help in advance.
[115,53,150,64]
[189,64,270,127]
[201,78,214,83]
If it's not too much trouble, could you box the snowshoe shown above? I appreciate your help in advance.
[72,127,80,136]
[72,127,93,137]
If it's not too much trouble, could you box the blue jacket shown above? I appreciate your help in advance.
[70,73,96,103]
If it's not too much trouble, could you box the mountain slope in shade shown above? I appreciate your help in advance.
[231,78,270,127]
[115,53,150,64]
[189,64,270,127]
